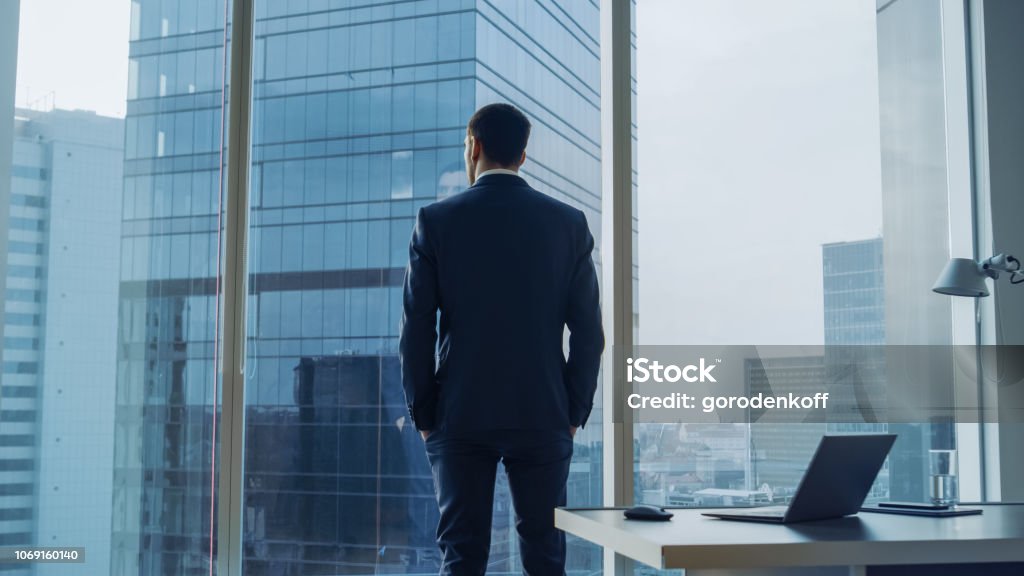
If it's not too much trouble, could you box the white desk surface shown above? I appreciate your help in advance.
[555,504,1024,571]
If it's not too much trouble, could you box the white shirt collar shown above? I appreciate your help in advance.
[475,168,521,180]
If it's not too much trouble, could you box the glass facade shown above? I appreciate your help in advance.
[112,1,229,574]
[823,238,885,346]
[629,6,975,552]
[630,0,948,540]
[115,1,604,574]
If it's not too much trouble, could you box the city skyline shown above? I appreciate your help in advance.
[2,2,971,575]
[16,1,889,347]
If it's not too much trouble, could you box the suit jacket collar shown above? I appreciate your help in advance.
[470,172,529,189]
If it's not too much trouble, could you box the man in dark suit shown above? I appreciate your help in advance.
[399,102,604,575]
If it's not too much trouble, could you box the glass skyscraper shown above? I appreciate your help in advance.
[114,1,602,574]
[822,237,891,501]
[744,238,891,500]
[823,238,886,346]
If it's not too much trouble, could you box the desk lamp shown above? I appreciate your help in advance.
[933,253,1023,297]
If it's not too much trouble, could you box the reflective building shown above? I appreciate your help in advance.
[114,1,603,574]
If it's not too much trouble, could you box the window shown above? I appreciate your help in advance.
[633,0,980,545]
[2,0,231,574]
[241,1,603,573]
[9,1,1014,574]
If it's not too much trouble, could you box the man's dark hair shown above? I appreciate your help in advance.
[467,103,532,167]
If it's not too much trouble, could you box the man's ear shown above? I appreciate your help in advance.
[472,137,483,162]
[517,149,526,168]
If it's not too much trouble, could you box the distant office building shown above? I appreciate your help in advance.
[746,356,827,497]
[822,238,888,423]
[691,488,771,507]
[636,423,748,506]
[744,233,894,494]
[822,238,892,501]
[2,108,122,575]
[823,238,886,345]
[823,237,935,502]
[113,2,603,574]
[689,424,748,492]
[822,238,888,424]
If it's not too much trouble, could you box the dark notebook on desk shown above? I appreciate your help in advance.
[860,504,983,517]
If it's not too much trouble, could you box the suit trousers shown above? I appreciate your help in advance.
[424,427,574,575]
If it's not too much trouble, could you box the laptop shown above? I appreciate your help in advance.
[702,434,896,524]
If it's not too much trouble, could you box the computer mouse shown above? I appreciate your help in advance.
[623,504,674,521]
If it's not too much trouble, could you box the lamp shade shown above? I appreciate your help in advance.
[932,258,990,297]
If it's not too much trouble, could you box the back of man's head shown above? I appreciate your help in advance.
[467,103,532,167]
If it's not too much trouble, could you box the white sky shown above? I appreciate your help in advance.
[636,0,884,345]
[14,0,131,118]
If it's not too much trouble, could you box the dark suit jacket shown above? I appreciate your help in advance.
[399,172,604,433]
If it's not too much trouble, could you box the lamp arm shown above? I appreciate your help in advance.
[982,253,1019,273]
[979,253,1021,281]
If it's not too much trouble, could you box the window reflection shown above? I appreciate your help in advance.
[243,1,603,573]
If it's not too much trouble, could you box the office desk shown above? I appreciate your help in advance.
[555,504,1024,575]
